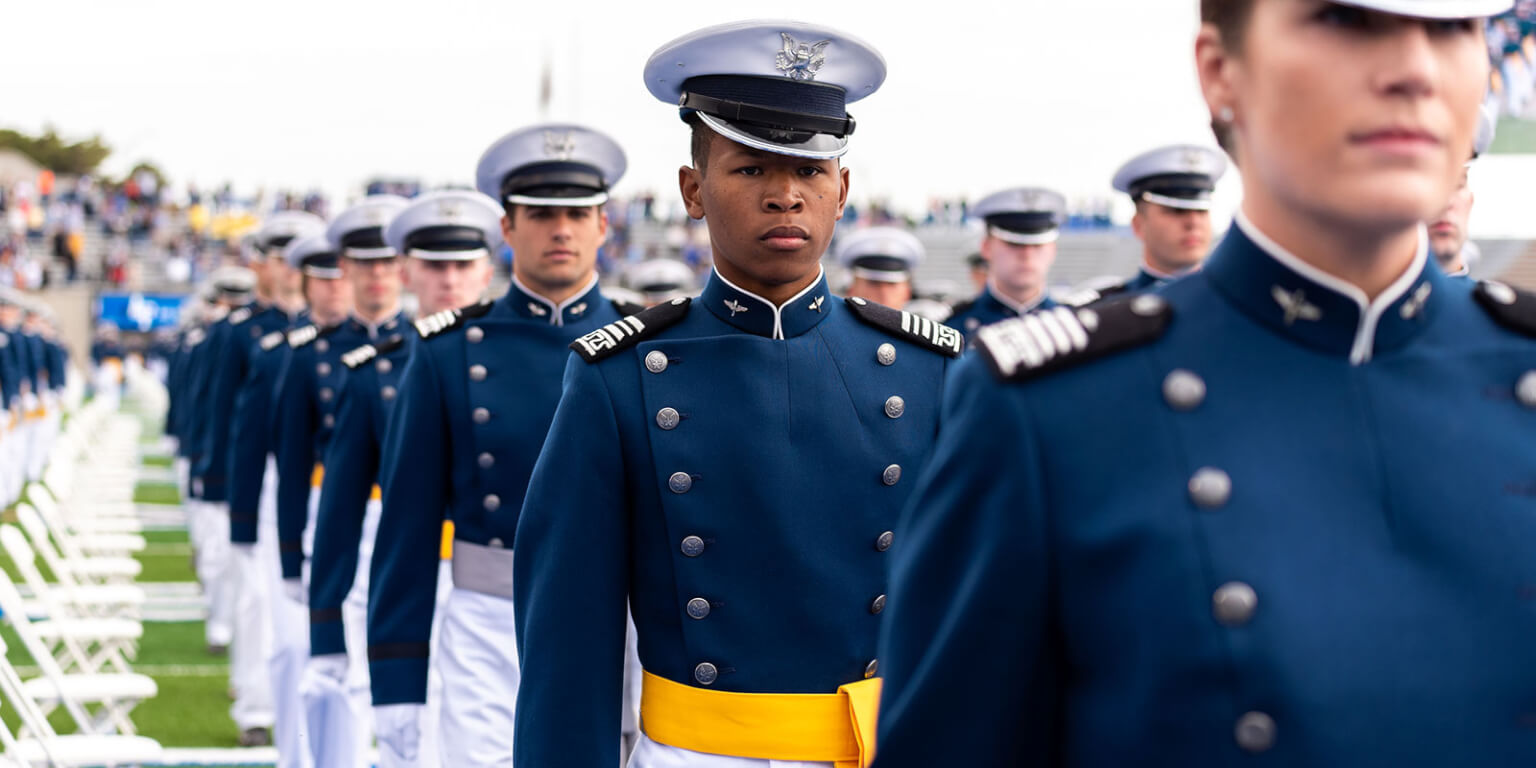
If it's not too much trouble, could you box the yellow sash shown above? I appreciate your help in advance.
[440,520,454,560]
[639,670,880,767]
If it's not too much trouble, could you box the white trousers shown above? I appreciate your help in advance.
[192,499,234,647]
[229,539,275,731]
[301,488,377,768]
[437,586,521,766]
[262,460,310,768]
[628,735,834,768]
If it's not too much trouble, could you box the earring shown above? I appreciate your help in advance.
[1217,106,1235,123]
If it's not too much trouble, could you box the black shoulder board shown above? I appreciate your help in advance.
[287,324,320,349]
[1474,280,1536,339]
[610,298,646,317]
[949,298,976,316]
[843,297,964,358]
[340,334,405,370]
[228,307,253,325]
[976,294,1172,382]
[570,297,692,363]
[414,300,495,339]
[259,331,286,352]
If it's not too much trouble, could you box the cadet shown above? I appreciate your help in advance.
[1430,103,1497,277]
[0,288,25,506]
[369,124,637,766]
[623,258,700,306]
[512,21,960,768]
[836,226,922,310]
[875,1,1535,765]
[946,187,1066,337]
[313,190,495,768]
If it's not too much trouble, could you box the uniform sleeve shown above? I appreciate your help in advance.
[513,354,632,768]
[367,344,449,705]
[195,325,243,500]
[310,371,378,657]
[226,351,276,543]
[272,347,317,578]
[873,353,1062,767]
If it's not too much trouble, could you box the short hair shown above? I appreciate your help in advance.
[1201,0,1254,154]
[684,113,714,173]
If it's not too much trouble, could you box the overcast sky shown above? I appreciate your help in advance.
[6,1,1232,221]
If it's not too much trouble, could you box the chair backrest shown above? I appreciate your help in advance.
[0,635,68,766]
[0,527,64,618]
[15,506,85,573]
[0,531,97,734]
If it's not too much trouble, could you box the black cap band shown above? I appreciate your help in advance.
[403,225,491,253]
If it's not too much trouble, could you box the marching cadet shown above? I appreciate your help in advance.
[369,124,638,766]
[1430,102,1498,277]
[875,1,1535,765]
[836,226,922,310]
[91,322,125,404]
[946,187,1066,337]
[199,211,325,748]
[623,258,700,306]
[311,190,495,768]
[267,195,407,767]
[0,288,25,506]
[512,21,960,768]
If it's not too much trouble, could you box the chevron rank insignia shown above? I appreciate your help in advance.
[571,297,692,363]
[414,301,495,339]
[259,331,286,352]
[341,335,405,370]
[1474,280,1536,339]
[287,324,320,349]
[227,307,253,325]
[976,294,1172,382]
[844,297,964,358]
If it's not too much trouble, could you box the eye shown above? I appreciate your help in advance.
[735,166,763,176]
[1424,18,1476,36]
[1313,3,1370,29]
[797,166,824,177]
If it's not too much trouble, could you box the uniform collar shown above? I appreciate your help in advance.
[348,310,406,340]
[701,267,832,340]
[506,273,602,327]
[1129,264,1190,290]
[982,282,1049,317]
[1204,212,1440,365]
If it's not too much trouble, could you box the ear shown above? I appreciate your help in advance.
[595,208,610,247]
[679,165,706,220]
[500,213,516,247]
[835,165,851,221]
[1130,210,1145,239]
[1196,23,1238,140]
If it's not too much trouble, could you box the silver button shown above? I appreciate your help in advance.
[645,350,669,374]
[376,359,392,374]
[870,595,886,614]
[381,386,397,401]
[317,362,331,377]
[876,343,896,366]
[473,407,490,424]
[1162,370,1206,412]
[686,598,711,620]
[478,452,495,469]
[680,536,705,557]
[668,472,693,494]
[864,659,878,678]
[693,662,718,685]
[1131,295,1167,317]
[882,464,902,486]
[469,364,487,381]
[315,339,329,353]
[488,537,504,549]
[483,494,500,511]
[1517,371,1536,409]
[1213,581,1258,627]
[466,326,484,343]
[1234,711,1277,753]
[319,387,333,402]
[1484,281,1518,306]
[323,414,335,428]
[876,531,894,552]
[1188,467,1232,509]
[884,396,905,419]
[656,407,681,430]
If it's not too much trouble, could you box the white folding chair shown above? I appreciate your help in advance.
[0,527,143,621]
[0,638,162,767]
[0,535,139,676]
[13,509,141,586]
[28,488,141,536]
[17,505,143,559]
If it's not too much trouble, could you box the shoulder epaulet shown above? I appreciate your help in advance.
[186,328,206,346]
[570,297,692,363]
[259,331,286,351]
[610,298,646,317]
[976,294,1172,382]
[1474,280,1536,339]
[843,296,964,358]
[228,307,253,325]
[287,324,319,349]
[340,335,405,370]
[414,300,495,339]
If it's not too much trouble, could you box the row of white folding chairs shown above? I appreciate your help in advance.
[0,636,161,767]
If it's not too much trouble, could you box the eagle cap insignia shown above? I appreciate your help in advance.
[775,33,831,81]
[1179,148,1206,172]
[437,200,462,221]
[543,131,576,161]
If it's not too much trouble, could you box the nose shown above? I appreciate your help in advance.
[762,172,806,213]
[1374,21,1439,101]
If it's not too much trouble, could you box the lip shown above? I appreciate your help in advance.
[760,225,811,251]
[1349,125,1442,154]
[542,249,576,260]
[1428,221,1457,235]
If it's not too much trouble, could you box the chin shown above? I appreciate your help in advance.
[1324,176,1444,232]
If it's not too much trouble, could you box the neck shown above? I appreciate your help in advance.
[1434,250,1465,275]
[353,303,399,327]
[990,280,1044,313]
[1141,256,1192,280]
[513,269,596,307]
[713,260,821,307]
[1241,195,1420,302]
[311,309,348,327]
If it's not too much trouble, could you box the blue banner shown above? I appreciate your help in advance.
[96,292,189,331]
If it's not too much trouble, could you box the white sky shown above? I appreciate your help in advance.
[7,0,1231,221]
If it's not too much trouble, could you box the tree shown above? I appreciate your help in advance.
[0,125,112,175]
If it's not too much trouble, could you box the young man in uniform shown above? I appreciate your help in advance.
[946,187,1067,337]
